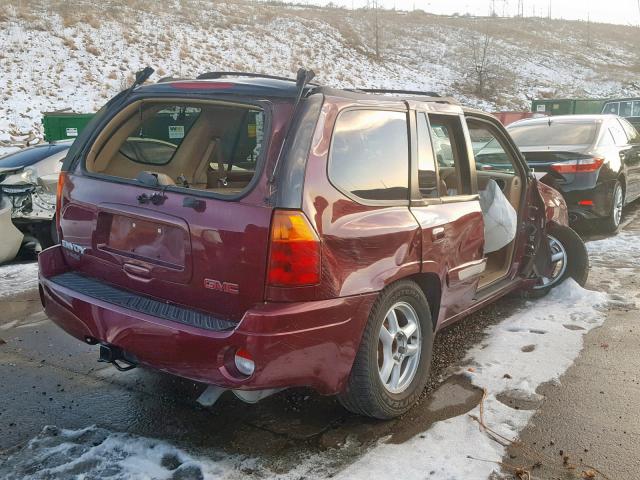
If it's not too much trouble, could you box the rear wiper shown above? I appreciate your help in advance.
[120,66,155,104]
[269,68,316,183]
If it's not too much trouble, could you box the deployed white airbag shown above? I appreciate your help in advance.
[479,179,517,254]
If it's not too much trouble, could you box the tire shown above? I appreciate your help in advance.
[35,220,56,250]
[601,181,624,233]
[337,280,434,419]
[528,225,589,298]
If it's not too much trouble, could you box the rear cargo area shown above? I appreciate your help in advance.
[57,98,277,322]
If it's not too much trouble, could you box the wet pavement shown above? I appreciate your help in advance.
[499,208,640,479]
[0,280,518,475]
[1,203,640,478]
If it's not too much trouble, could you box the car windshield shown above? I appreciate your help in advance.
[508,122,598,147]
[0,143,70,169]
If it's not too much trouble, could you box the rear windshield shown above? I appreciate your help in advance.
[0,143,70,169]
[508,122,598,147]
[86,101,265,196]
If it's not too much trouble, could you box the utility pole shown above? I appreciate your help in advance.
[548,0,552,19]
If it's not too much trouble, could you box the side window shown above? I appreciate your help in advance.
[610,121,628,145]
[620,102,634,118]
[329,109,409,202]
[428,115,468,196]
[633,101,640,117]
[604,102,620,115]
[620,119,640,144]
[416,112,439,198]
[467,121,517,178]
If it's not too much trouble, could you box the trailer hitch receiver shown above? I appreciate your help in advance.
[98,344,137,372]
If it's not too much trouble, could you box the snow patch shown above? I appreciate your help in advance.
[586,227,640,308]
[335,280,608,480]
[0,425,245,480]
[0,262,39,298]
[0,281,608,480]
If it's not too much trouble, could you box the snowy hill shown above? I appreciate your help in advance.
[1,0,639,150]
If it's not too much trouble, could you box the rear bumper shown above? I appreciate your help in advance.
[557,181,615,222]
[38,245,375,395]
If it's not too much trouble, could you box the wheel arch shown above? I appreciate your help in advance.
[405,272,441,331]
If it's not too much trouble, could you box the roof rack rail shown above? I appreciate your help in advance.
[352,88,442,97]
[196,71,319,85]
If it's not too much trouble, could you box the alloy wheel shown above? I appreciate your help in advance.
[533,234,568,290]
[613,184,623,227]
[377,301,422,394]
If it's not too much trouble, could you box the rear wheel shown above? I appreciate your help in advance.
[601,181,624,233]
[338,280,434,419]
[529,225,588,297]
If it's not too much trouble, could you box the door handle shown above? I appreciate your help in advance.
[123,263,152,282]
[432,227,445,241]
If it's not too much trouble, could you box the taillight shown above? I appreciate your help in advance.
[55,171,67,235]
[550,157,604,174]
[267,210,320,287]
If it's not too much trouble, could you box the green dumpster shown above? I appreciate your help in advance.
[531,99,575,115]
[531,99,607,116]
[42,112,95,142]
[573,99,607,114]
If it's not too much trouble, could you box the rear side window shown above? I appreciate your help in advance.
[329,109,409,201]
[416,112,438,198]
[428,115,469,196]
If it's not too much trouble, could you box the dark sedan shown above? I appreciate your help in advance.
[507,115,640,232]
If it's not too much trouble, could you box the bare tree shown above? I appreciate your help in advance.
[470,24,493,96]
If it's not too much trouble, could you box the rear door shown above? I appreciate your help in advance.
[410,110,485,325]
[60,174,273,323]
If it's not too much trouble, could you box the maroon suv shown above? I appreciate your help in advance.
[38,69,588,419]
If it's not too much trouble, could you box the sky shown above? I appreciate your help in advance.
[284,0,640,25]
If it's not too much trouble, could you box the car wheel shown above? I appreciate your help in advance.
[529,225,589,298]
[337,280,434,419]
[601,181,624,233]
[35,220,56,250]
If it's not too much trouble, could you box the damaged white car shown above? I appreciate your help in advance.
[0,141,71,263]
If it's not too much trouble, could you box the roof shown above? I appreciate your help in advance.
[138,74,460,109]
[140,77,311,99]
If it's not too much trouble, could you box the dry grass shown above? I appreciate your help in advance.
[62,37,77,50]
[86,45,100,56]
